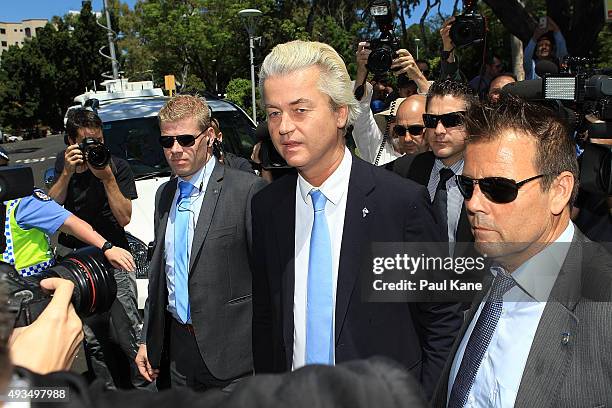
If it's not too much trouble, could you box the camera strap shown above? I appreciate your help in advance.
[374,98,398,166]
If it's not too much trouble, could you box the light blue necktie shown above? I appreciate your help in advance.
[305,189,334,365]
[175,180,195,324]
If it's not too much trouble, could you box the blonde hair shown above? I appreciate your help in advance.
[158,94,210,130]
[259,40,360,127]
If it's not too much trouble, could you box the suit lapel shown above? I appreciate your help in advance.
[189,161,224,272]
[409,151,435,187]
[335,157,375,343]
[273,175,298,365]
[514,233,583,407]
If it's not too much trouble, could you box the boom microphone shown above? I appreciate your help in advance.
[501,79,543,99]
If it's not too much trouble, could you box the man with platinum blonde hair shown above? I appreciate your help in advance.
[252,40,462,399]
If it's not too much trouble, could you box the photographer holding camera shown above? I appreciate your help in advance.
[48,108,143,389]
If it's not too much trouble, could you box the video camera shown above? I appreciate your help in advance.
[365,0,399,76]
[502,56,612,196]
[0,166,117,328]
[449,0,486,48]
[79,137,111,169]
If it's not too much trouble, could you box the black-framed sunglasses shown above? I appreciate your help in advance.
[423,111,465,129]
[455,174,549,204]
[393,124,426,137]
[159,129,206,149]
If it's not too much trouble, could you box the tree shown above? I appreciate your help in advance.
[482,0,604,58]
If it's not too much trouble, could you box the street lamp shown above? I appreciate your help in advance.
[238,8,262,125]
[212,59,218,96]
[414,38,420,60]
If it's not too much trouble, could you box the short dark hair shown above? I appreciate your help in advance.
[465,94,579,204]
[65,108,103,142]
[425,79,477,111]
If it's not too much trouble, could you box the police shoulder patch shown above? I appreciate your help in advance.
[33,189,51,202]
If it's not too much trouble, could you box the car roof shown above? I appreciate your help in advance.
[96,96,241,123]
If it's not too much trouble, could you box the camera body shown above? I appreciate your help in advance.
[79,137,111,169]
[367,33,400,77]
[4,247,117,327]
[366,0,399,76]
[450,12,486,48]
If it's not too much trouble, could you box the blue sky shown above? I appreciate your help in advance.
[1,1,460,24]
[0,0,138,22]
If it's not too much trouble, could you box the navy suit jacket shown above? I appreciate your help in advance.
[251,155,463,398]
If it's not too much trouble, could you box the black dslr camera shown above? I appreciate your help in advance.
[366,0,399,76]
[450,0,486,48]
[0,166,117,328]
[79,137,111,169]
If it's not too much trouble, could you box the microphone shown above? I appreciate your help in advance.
[500,79,543,100]
[535,59,559,77]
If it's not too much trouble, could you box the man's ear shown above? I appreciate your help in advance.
[550,171,574,215]
[335,105,349,129]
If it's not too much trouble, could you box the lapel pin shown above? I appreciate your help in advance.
[362,207,369,218]
[561,332,570,345]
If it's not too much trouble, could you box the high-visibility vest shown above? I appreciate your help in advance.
[2,198,54,276]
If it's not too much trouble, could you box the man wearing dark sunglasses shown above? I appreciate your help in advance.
[432,95,612,408]
[397,80,476,247]
[137,95,266,391]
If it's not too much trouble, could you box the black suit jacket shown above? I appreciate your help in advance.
[388,151,473,244]
[431,228,612,407]
[252,155,463,398]
[143,161,266,381]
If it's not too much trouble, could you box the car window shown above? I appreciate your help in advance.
[103,117,169,177]
[213,110,256,159]
[102,106,256,177]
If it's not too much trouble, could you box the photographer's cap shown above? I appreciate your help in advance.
[374,97,406,133]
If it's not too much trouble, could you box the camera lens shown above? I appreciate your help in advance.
[367,45,394,76]
[85,144,111,169]
[41,247,117,317]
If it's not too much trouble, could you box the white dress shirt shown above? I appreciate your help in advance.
[447,222,575,408]
[292,148,352,370]
[164,157,217,324]
[351,81,402,166]
[427,158,465,243]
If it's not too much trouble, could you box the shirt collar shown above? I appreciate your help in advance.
[433,157,464,176]
[492,222,575,302]
[177,157,216,193]
[298,147,352,206]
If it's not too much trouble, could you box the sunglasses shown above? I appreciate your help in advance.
[455,174,548,204]
[423,111,465,129]
[393,124,425,137]
[159,129,206,149]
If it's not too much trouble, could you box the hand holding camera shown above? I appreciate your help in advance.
[9,278,83,374]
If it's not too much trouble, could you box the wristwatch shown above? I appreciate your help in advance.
[101,241,113,252]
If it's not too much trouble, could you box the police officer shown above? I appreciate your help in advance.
[3,188,135,276]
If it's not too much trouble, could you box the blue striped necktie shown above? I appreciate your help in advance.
[447,267,516,407]
[175,180,195,324]
[305,189,334,365]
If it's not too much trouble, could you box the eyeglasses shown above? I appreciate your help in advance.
[423,111,465,129]
[159,129,206,149]
[455,174,549,204]
[393,124,425,137]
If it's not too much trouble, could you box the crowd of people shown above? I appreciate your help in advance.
[1,13,611,408]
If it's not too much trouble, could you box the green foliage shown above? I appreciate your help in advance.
[225,77,263,120]
[0,1,110,131]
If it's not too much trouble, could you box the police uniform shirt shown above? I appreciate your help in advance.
[54,152,137,249]
[14,190,71,235]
